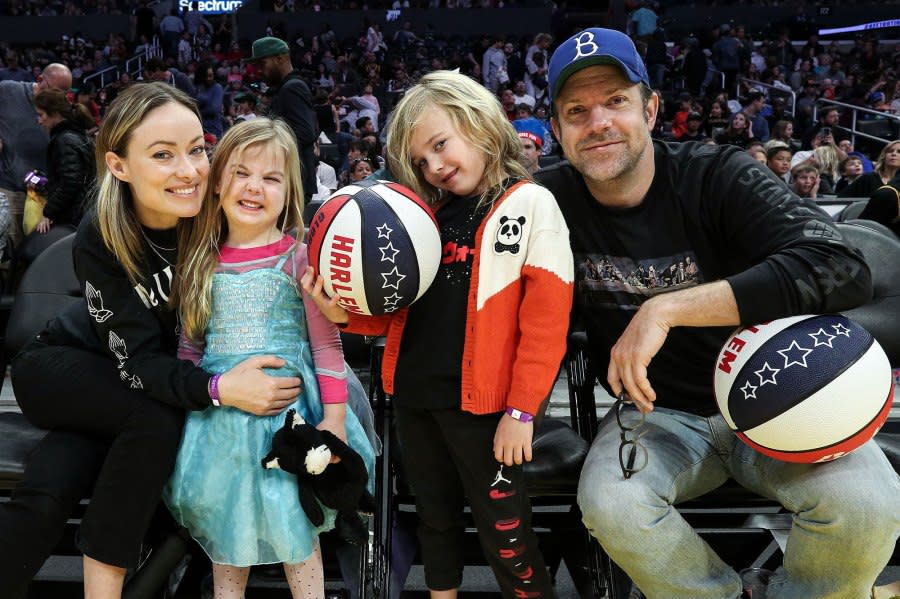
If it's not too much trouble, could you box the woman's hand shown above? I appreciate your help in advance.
[300,266,349,324]
[217,356,301,416]
[493,413,534,466]
[36,217,52,234]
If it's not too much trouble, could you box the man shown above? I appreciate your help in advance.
[511,80,536,109]
[537,27,899,599]
[711,24,742,91]
[247,36,318,201]
[482,37,507,94]
[144,57,196,97]
[0,62,72,246]
[742,89,770,142]
[801,105,848,150]
[837,138,874,173]
[513,120,543,175]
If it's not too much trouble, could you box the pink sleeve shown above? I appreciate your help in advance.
[177,329,205,366]
[297,245,349,404]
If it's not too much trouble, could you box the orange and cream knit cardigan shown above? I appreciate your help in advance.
[344,180,574,416]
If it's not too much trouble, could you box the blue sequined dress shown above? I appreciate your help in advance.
[165,244,375,567]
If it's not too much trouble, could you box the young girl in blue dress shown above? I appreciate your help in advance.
[165,118,375,599]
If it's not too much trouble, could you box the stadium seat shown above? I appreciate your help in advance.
[835,199,867,222]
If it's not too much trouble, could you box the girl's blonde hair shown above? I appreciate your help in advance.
[385,70,530,208]
[95,82,202,288]
[874,140,900,178]
[176,118,305,341]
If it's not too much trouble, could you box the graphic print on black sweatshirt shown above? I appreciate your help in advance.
[575,251,704,311]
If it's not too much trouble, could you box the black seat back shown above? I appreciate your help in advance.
[836,221,900,363]
[835,200,867,222]
[4,234,81,359]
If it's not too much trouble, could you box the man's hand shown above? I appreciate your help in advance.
[608,298,670,413]
[300,266,349,324]
[607,280,740,414]
[493,413,534,466]
[218,355,301,416]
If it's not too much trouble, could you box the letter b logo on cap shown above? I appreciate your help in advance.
[572,31,599,61]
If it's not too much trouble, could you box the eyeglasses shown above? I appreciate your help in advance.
[614,393,649,480]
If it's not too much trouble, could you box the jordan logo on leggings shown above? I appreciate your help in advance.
[488,465,540,597]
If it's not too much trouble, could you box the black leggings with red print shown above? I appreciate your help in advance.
[395,405,556,598]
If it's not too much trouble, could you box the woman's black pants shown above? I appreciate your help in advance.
[0,335,185,594]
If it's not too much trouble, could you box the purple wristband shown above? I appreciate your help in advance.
[209,374,221,407]
[506,407,534,422]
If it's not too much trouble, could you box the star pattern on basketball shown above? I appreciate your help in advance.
[755,361,780,386]
[777,340,814,369]
[740,380,758,400]
[383,292,403,311]
[379,242,399,263]
[381,266,407,290]
[376,223,393,240]
[832,323,851,337]
[809,327,836,348]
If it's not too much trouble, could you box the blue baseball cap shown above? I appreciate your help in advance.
[548,28,650,103]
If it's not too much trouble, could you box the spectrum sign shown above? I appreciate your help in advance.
[179,0,244,13]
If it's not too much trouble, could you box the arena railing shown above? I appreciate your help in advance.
[82,64,120,91]
[735,77,797,116]
[813,99,900,148]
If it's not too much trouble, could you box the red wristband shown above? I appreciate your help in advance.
[506,407,534,422]
[209,374,221,407]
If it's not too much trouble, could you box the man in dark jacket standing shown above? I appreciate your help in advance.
[539,27,899,599]
[248,37,318,201]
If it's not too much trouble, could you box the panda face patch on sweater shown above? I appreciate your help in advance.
[494,215,526,255]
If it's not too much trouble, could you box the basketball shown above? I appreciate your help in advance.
[306,180,442,316]
[713,314,894,463]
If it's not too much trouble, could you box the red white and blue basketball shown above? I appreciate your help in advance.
[306,180,441,316]
[713,314,893,463]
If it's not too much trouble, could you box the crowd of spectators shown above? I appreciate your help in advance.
[1,1,899,208]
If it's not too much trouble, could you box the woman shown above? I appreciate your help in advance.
[704,100,730,140]
[771,120,801,152]
[19,89,96,265]
[194,61,225,139]
[0,83,299,598]
[315,62,335,92]
[715,111,753,149]
[839,139,900,197]
[858,173,900,237]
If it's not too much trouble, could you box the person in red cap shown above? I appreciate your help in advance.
[536,26,898,599]
[517,130,542,174]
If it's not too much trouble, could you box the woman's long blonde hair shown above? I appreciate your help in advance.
[175,118,305,342]
[874,140,900,180]
[385,70,530,208]
[94,82,202,288]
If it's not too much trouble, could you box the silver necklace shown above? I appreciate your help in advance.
[140,228,175,266]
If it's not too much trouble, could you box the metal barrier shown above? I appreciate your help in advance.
[736,77,797,116]
[82,64,120,90]
[813,99,900,148]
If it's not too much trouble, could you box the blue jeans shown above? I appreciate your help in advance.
[578,404,900,599]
